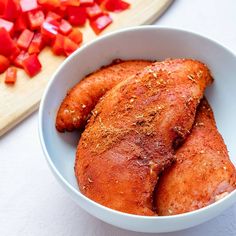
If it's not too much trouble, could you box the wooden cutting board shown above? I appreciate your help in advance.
[0,0,172,136]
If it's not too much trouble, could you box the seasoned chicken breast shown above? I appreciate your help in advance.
[56,60,151,132]
[155,99,236,216]
[75,59,213,215]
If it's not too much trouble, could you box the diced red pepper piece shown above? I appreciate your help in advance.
[37,0,60,9]
[68,28,83,44]
[45,11,62,23]
[28,9,45,30]
[22,54,42,77]
[0,55,10,73]
[13,50,29,68]
[5,67,17,84]
[0,18,14,34]
[61,0,80,6]
[86,3,103,19]
[52,34,65,55]
[17,29,34,50]
[14,13,28,32]
[41,21,59,40]
[0,28,18,57]
[59,19,72,35]
[63,37,78,56]
[28,33,44,54]
[67,6,87,26]
[2,0,20,21]
[9,46,20,62]
[80,0,94,6]
[89,13,112,35]
[103,0,130,12]
[20,0,38,12]
[0,0,5,15]
[95,0,105,4]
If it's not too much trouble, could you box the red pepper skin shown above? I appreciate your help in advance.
[22,54,42,77]
[28,33,44,54]
[41,21,59,40]
[28,9,45,30]
[103,0,130,12]
[45,11,62,23]
[68,28,83,44]
[0,18,14,34]
[80,0,95,7]
[5,67,17,84]
[86,3,103,19]
[14,13,28,32]
[20,0,38,12]
[13,50,29,68]
[63,37,78,56]
[52,34,65,55]
[17,29,34,50]
[67,6,87,26]
[37,0,60,9]
[0,55,10,73]
[59,19,72,35]
[0,28,18,57]
[2,0,20,21]
[89,13,112,35]
[61,0,80,6]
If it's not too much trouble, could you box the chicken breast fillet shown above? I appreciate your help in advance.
[155,99,236,216]
[75,59,213,215]
[56,60,152,132]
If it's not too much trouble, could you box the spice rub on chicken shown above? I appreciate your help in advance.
[155,98,236,216]
[75,59,213,215]
[56,60,152,132]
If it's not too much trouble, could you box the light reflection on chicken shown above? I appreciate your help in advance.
[155,99,236,216]
[75,59,213,215]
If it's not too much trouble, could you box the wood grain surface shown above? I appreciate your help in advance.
[0,0,173,136]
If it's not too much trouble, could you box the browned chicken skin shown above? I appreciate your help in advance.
[75,59,213,215]
[155,99,236,216]
[56,60,152,132]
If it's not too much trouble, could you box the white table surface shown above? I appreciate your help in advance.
[1,0,236,235]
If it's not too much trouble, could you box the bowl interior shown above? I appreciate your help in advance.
[39,27,236,228]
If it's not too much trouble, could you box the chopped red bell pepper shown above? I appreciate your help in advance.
[68,28,83,44]
[52,34,65,55]
[45,11,62,23]
[80,0,95,7]
[0,55,10,73]
[86,3,103,19]
[17,29,34,49]
[41,21,59,40]
[61,0,80,6]
[13,50,29,68]
[22,54,42,77]
[0,18,14,34]
[95,0,105,4]
[37,0,61,9]
[89,13,112,35]
[28,9,45,30]
[5,67,17,84]
[0,28,18,57]
[20,0,38,12]
[0,0,5,15]
[63,37,78,56]
[2,0,20,21]
[28,33,44,54]
[103,0,130,12]
[14,13,28,32]
[59,19,72,35]
[67,6,87,26]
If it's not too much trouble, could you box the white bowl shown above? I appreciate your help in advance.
[39,26,236,233]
